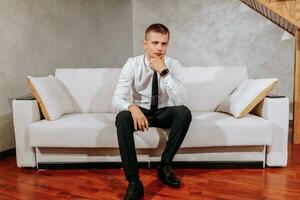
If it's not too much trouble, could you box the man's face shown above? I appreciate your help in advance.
[144,31,169,59]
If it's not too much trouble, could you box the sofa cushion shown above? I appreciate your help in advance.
[29,112,272,148]
[181,112,272,147]
[182,66,248,112]
[29,113,162,148]
[55,68,121,113]
[27,75,74,121]
[216,78,278,118]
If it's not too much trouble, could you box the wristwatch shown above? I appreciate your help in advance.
[159,68,169,78]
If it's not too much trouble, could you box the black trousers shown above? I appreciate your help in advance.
[115,105,192,182]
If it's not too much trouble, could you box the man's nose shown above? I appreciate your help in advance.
[157,44,162,51]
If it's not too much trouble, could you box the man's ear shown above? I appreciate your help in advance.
[143,40,147,49]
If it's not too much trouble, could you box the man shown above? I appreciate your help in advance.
[112,23,192,200]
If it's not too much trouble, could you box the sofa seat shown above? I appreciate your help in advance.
[29,113,159,149]
[182,112,272,147]
[29,111,272,149]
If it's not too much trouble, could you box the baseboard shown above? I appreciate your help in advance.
[37,161,263,170]
[0,148,16,160]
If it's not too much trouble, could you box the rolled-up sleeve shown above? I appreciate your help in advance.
[111,58,134,113]
[161,60,186,105]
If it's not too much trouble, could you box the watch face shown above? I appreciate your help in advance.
[161,69,169,76]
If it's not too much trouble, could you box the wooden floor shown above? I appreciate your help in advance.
[1,144,300,199]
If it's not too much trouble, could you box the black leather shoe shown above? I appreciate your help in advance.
[157,163,181,188]
[124,180,144,200]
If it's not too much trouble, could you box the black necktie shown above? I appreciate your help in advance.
[150,70,158,113]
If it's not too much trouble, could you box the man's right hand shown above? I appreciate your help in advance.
[128,104,149,132]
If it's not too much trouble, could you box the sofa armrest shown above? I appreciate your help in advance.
[12,99,41,167]
[251,95,289,167]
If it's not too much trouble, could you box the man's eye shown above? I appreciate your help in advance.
[152,42,158,45]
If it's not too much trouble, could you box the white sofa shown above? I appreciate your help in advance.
[12,66,289,168]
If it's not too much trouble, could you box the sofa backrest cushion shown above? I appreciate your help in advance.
[55,68,121,113]
[55,66,248,113]
[184,66,248,111]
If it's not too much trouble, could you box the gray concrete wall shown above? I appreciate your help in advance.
[0,0,133,152]
[133,0,294,118]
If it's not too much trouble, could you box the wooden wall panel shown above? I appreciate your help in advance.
[294,30,300,144]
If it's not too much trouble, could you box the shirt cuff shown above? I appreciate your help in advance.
[161,73,174,88]
[121,102,132,111]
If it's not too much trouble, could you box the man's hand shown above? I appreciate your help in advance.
[128,104,149,132]
[149,55,167,73]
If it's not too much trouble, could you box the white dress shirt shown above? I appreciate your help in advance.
[112,54,186,113]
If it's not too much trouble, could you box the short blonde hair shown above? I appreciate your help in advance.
[145,23,170,40]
